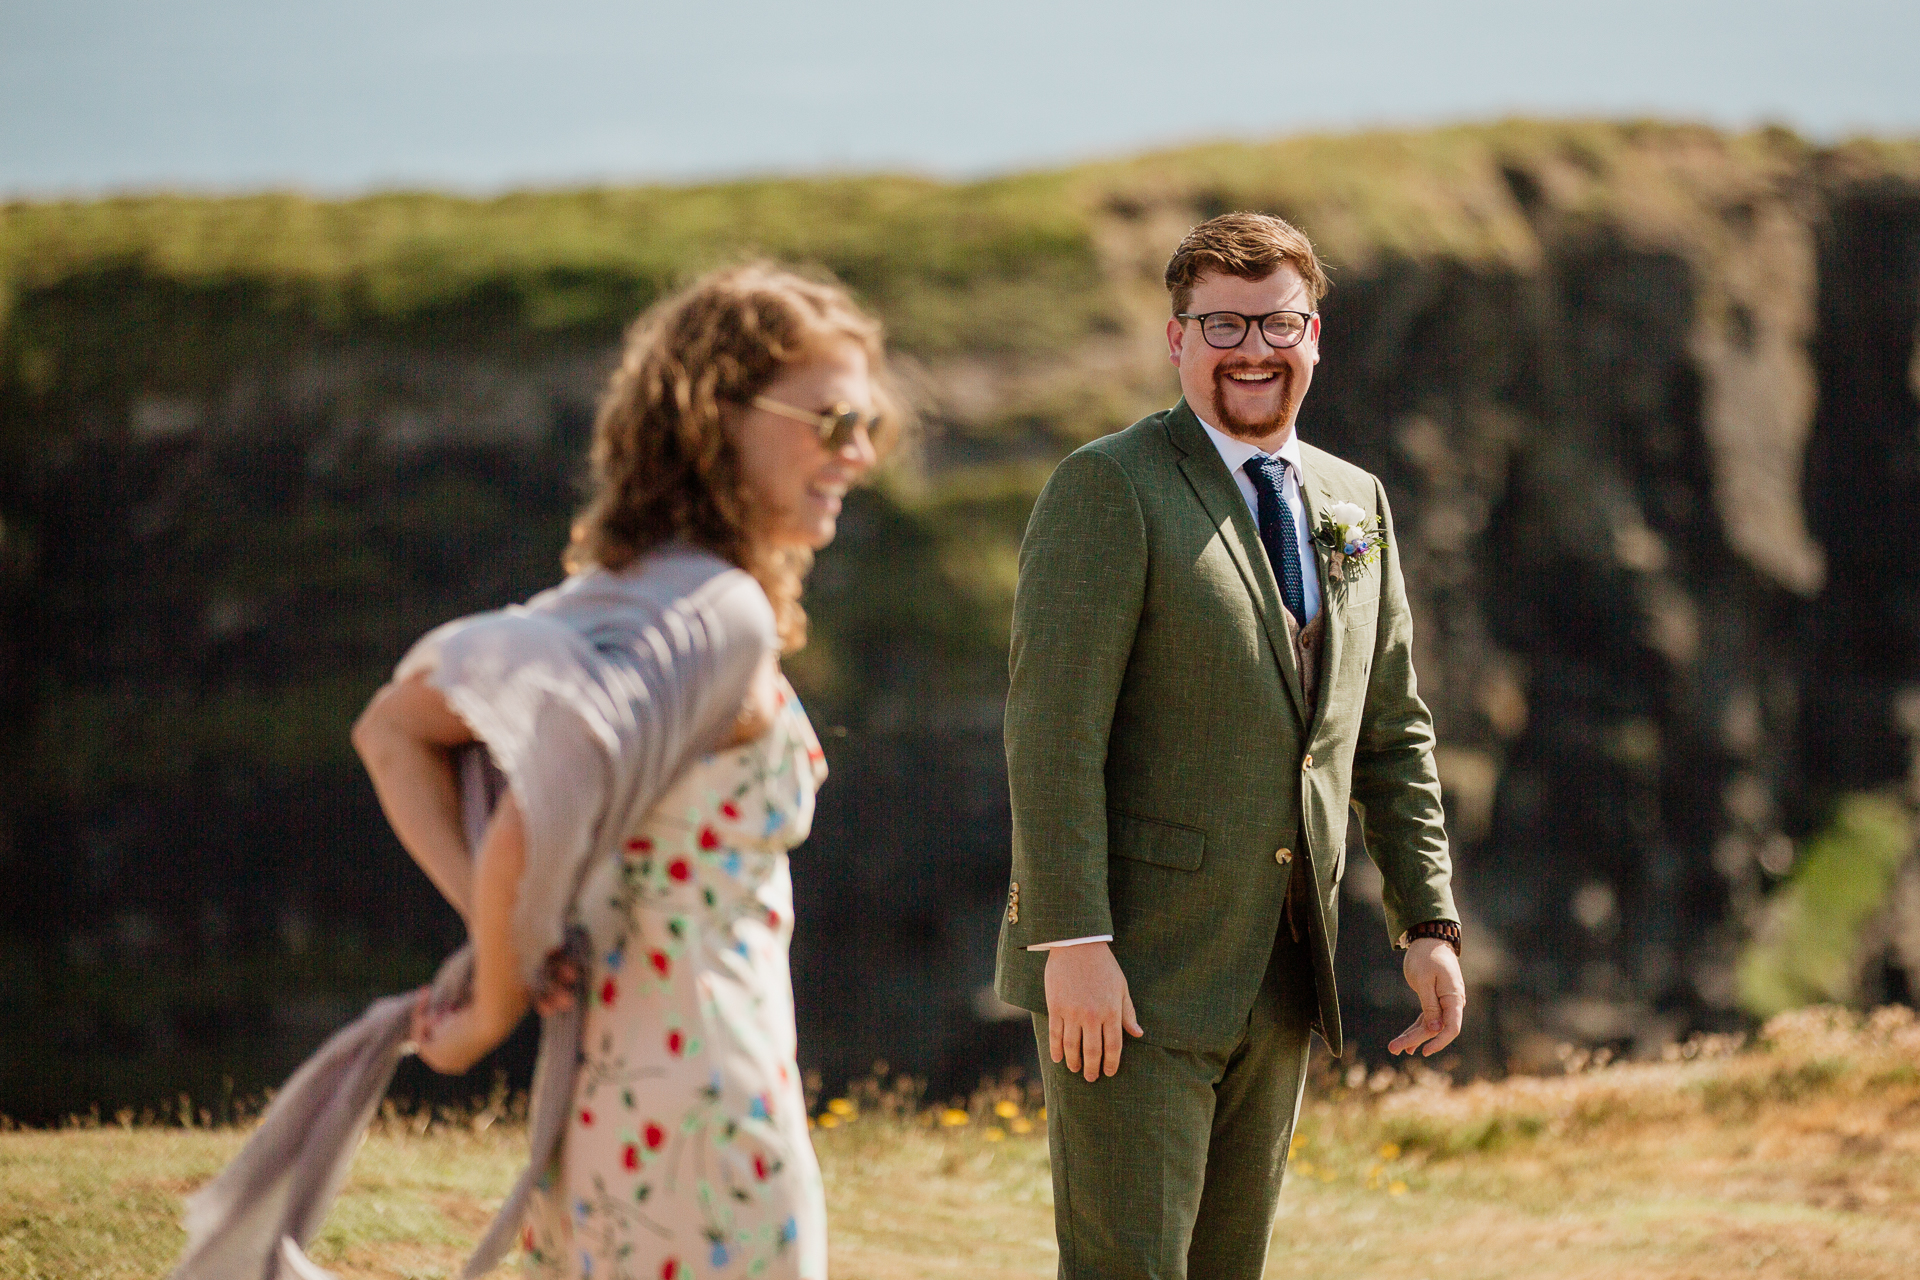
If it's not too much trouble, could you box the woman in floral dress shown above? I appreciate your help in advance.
[349,263,898,1280]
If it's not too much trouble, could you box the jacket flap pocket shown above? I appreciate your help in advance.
[1107,809,1205,871]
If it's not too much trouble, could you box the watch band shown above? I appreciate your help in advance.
[1404,919,1461,956]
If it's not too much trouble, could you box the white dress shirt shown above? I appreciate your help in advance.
[1028,419,1321,952]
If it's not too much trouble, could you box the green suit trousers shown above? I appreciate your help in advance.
[1033,926,1316,1280]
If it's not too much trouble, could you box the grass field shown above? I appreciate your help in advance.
[4,1006,1920,1280]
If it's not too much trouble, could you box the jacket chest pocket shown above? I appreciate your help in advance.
[1107,809,1206,872]
[1338,591,1380,631]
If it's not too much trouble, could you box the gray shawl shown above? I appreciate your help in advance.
[171,546,777,1280]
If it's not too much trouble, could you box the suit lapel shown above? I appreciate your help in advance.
[1293,452,1344,738]
[1165,402,1310,728]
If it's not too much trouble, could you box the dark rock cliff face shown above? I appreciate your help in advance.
[3,125,1918,1119]
[1314,152,1920,1068]
[1806,180,1920,796]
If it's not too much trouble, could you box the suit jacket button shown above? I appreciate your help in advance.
[1275,847,1293,865]
[1302,753,1314,769]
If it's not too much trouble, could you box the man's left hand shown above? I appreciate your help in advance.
[1388,937,1465,1057]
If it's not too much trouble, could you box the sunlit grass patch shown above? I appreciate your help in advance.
[10,1007,1920,1277]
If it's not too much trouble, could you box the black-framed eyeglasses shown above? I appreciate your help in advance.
[750,395,880,451]
[1176,310,1315,350]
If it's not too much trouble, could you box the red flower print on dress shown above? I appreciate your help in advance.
[625,836,653,852]
[649,950,670,977]
[667,1029,685,1056]
[600,977,617,1006]
[766,908,781,929]
[661,1261,679,1280]
[579,1108,594,1126]
[720,801,740,820]
[667,858,691,882]
[622,1142,639,1171]
[522,1226,534,1252]
[753,1153,770,1180]
[644,1121,666,1150]
[698,826,720,850]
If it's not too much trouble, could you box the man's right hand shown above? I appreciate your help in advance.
[1044,941,1145,1082]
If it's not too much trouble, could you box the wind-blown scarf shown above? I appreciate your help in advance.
[170,546,778,1280]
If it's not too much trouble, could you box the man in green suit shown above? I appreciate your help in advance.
[993,212,1466,1279]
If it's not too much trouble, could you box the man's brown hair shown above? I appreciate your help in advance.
[1163,212,1331,316]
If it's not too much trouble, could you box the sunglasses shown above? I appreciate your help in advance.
[750,395,880,451]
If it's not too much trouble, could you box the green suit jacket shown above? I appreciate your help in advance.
[992,400,1457,1057]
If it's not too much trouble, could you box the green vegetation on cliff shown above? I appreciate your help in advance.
[0,172,1111,365]
[14,122,1916,385]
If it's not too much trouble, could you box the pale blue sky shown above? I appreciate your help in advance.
[2,0,1914,197]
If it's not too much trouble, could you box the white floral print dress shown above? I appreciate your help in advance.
[521,680,829,1280]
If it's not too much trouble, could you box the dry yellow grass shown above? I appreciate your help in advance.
[4,1007,1919,1279]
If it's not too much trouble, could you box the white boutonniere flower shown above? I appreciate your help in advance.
[1313,500,1387,582]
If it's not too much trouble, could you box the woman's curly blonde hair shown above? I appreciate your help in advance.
[565,262,901,651]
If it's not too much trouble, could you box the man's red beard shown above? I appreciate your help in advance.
[1210,360,1298,439]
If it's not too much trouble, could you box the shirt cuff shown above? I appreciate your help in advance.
[1026,934,1114,951]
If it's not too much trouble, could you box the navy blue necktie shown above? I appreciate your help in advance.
[1243,455,1308,626]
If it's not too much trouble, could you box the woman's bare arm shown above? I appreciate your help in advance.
[351,671,477,922]
[412,790,534,1073]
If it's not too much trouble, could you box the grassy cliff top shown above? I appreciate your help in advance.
[7,120,1916,360]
